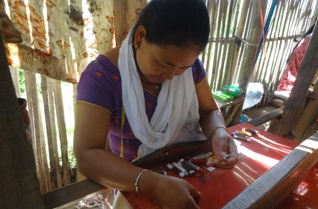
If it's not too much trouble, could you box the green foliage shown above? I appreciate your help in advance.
[18,68,26,95]
[68,147,77,169]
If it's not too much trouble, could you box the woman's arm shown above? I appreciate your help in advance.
[196,77,238,169]
[74,102,144,191]
[74,102,200,209]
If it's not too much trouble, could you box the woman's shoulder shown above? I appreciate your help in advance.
[192,59,206,84]
[101,46,120,69]
[82,47,120,78]
[77,47,122,111]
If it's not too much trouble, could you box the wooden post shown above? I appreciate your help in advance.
[0,31,45,207]
[294,81,318,140]
[273,19,318,138]
[236,0,267,89]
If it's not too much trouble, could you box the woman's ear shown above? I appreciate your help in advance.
[134,25,146,49]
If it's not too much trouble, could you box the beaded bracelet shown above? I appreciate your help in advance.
[135,169,148,193]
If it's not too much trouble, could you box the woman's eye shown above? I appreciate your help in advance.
[159,63,169,69]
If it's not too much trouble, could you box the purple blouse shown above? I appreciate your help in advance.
[77,55,206,162]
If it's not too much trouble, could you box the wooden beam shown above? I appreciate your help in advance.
[222,131,318,209]
[274,19,318,137]
[0,11,22,43]
[247,106,285,126]
[42,179,105,209]
[294,82,318,141]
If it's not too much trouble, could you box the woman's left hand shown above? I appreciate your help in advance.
[207,127,238,169]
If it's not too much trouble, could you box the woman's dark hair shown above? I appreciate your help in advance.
[132,0,210,51]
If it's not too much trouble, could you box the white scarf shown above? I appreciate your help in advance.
[118,29,206,158]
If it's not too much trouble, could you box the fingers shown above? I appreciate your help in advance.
[206,157,236,169]
[154,176,200,209]
[208,131,239,169]
[188,187,201,209]
[206,147,238,169]
[188,184,201,199]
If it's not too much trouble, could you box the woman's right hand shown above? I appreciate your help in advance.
[142,172,200,209]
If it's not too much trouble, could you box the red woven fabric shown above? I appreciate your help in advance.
[277,35,312,92]
[123,123,299,209]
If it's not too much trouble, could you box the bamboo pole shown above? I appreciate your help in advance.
[41,75,62,189]
[234,0,268,123]
[218,0,229,89]
[214,0,222,89]
[269,3,287,87]
[25,71,51,193]
[0,30,45,209]
[25,71,44,191]
[48,78,63,188]
[271,1,294,86]
[233,0,253,83]
[203,0,213,76]
[213,0,222,90]
[38,89,52,192]
[207,0,218,89]
[264,2,285,83]
[53,80,71,186]
[225,0,239,85]
[240,0,266,86]
[211,0,220,90]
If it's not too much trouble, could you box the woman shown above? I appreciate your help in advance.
[74,0,238,208]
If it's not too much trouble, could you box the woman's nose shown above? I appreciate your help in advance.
[163,68,184,80]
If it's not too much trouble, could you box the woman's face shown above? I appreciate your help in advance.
[134,26,201,84]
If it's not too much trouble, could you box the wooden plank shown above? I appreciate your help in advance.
[247,106,285,126]
[222,131,318,209]
[216,96,244,109]
[42,179,105,209]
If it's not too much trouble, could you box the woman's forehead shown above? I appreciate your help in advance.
[149,43,200,66]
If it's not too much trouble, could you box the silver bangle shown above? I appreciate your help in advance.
[135,169,148,193]
[209,125,227,141]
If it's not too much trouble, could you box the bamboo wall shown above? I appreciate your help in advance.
[10,67,75,193]
[8,0,318,193]
[201,0,318,105]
